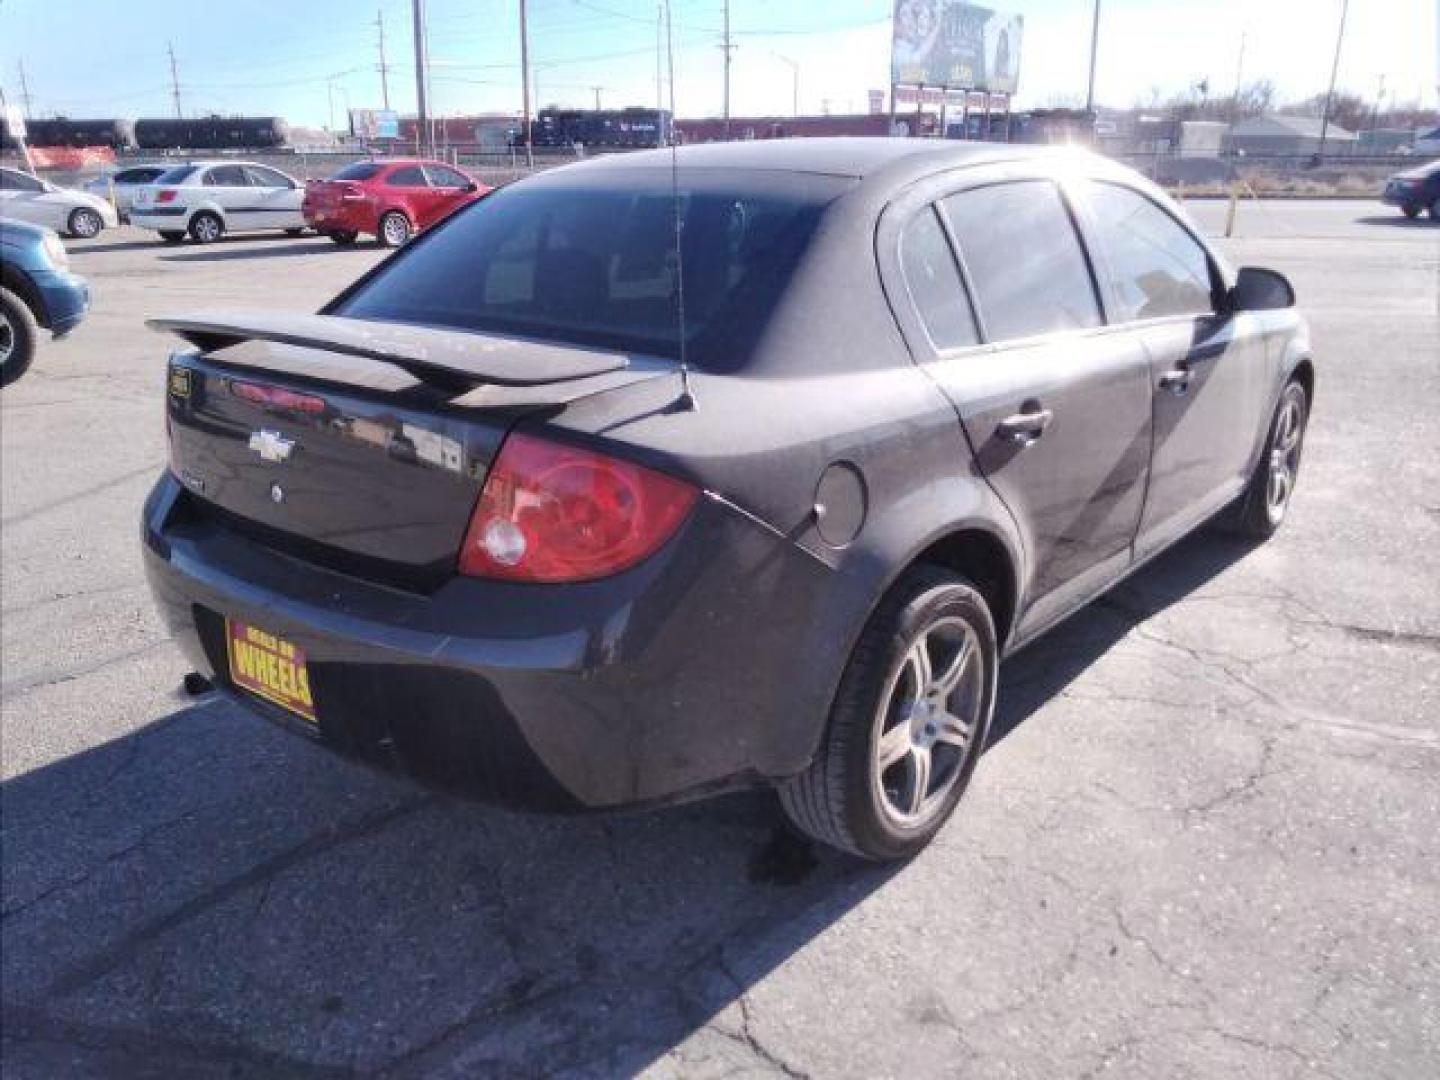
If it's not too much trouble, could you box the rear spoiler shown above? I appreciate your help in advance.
[147,310,634,389]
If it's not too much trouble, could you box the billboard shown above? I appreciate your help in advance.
[349,109,400,140]
[891,2,1023,94]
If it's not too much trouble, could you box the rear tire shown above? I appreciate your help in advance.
[778,566,997,861]
[0,287,39,388]
[377,210,411,248]
[327,230,358,245]
[1224,379,1309,540]
[284,227,305,237]
[67,207,104,239]
[189,212,223,244]
[1401,204,1420,219]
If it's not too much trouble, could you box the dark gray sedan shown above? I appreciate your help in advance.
[142,139,1312,860]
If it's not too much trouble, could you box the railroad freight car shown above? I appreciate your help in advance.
[133,116,289,150]
[1,117,135,149]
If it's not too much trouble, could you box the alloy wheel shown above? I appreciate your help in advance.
[1266,393,1304,521]
[71,209,102,238]
[870,615,985,829]
[0,311,13,367]
[194,216,221,243]
[382,213,410,246]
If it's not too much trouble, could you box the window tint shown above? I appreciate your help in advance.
[244,165,293,189]
[942,181,1101,342]
[335,171,848,370]
[1081,182,1215,321]
[116,167,164,184]
[205,165,250,187]
[332,162,383,182]
[386,166,429,187]
[425,165,471,188]
[0,168,44,192]
[899,207,978,351]
[155,165,199,185]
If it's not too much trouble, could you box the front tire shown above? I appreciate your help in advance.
[67,207,104,239]
[158,230,186,244]
[1226,379,1309,540]
[377,210,412,248]
[779,566,997,861]
[1401,204,1420,219]
[284,227,305,237]
[189,212,224,244]
[0,287,39,388]
[327,230,358,245]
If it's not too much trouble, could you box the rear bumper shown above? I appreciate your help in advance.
[303,204,373,234]
[141,472,843,810]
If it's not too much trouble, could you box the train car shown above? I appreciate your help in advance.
[2,117,135,149]
[528,108,671,149]
[133,116,289,151]
[675,113,901,143]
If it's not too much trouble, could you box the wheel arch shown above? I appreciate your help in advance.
[0,266,48,328]
[908,526,1020,650]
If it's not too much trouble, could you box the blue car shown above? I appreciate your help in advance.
[1,217,91,386]
[1381,160,1440,219]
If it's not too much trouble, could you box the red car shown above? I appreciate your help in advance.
[302,159,492,247]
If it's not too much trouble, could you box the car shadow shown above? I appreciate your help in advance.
[1355,214,1437,229]
[159,239,377,264]
[1,528,1253,1075]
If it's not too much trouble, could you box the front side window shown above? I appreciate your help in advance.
[1080,181,1216,321]
[117,167,164,184]
[244,165,293,189]
[205,165,249,187]
[386,166,429,187]
[942,181,1102,342]
[899,207,978,351]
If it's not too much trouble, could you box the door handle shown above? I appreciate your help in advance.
[1158,369,1193,394]
[996,406,1054,445]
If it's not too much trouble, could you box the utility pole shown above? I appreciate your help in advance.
[376,9,392,111]
[16,61,33,119]
[1084,0,1101,115]
[1368,73,1386,136]
[412,0,430,156]
[1317,0,1349,162]
[656,3,663,136]
[774,53,799,117]
[1230,31,1246,123]
[592,86,603,111]
[721,0,733,138]
[519,0,533,165]
[167,41,182,119]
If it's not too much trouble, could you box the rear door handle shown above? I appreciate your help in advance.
[996,406,1054,445]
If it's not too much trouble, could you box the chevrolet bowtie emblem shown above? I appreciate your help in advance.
[248,429,296,464]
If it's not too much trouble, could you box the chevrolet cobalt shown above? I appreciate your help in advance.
[142,140,1312,860]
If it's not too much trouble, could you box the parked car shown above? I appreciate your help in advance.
[0,166,118,239]
[1,218,90,386]
[130,160,306,243]
[82,164,169,222]
[142,140,1313,860]
[1381,159,1440,219]
[303,159,492,247]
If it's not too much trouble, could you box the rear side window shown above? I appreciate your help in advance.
[205,165,249,187]
[425,164,471,188]
[332,162,383,182]
[1080,182,1215,321]
[899,207,978,351]
[387,166,428,187]
[942,181,1101,342]
[244,165,294,189]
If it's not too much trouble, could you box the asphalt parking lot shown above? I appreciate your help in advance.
[2,199,1437,1078]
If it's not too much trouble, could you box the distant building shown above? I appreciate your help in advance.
[1229,115,1357,156]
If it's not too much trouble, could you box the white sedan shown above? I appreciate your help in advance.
[82,164,169,222]
[0,166,119,239]
[130,160,306,244]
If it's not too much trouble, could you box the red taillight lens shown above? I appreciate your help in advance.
[459,433,698,582]
[157,189,177,204]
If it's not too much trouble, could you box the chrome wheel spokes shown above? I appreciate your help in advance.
[872,616,984,828]
[1266,396,1304,518]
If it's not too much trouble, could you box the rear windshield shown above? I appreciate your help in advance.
[333,169,851,368]
[155,165,199,185]
[331,162,384,182]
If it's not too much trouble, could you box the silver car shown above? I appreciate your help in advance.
[0,166,119,239]
[82,164,169,222]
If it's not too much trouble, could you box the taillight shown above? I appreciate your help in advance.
[157,189,177,204]
[230,380,327,414]
[459,433,698,582]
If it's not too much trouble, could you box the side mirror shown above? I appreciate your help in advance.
[463,181,479,193]
[1230,266,1295,311]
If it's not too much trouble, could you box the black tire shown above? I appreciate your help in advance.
[327,230,359,246]
[284,227,305,237]
[159,230,186,243]
[1,287,39,388]
[1401,204,1420,219]
[377,210,411,248]
[778,566,997,861]
[67,207,104,239]
[189,212,224,244]
[1225,379,1309,540]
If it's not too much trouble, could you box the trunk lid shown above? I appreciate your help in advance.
[153,312,671,590]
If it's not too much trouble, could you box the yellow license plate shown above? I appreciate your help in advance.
[226,619,316,722]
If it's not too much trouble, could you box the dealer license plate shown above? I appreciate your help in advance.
[226,619,316,722]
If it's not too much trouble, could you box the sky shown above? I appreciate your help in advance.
[2,0,1435,130]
